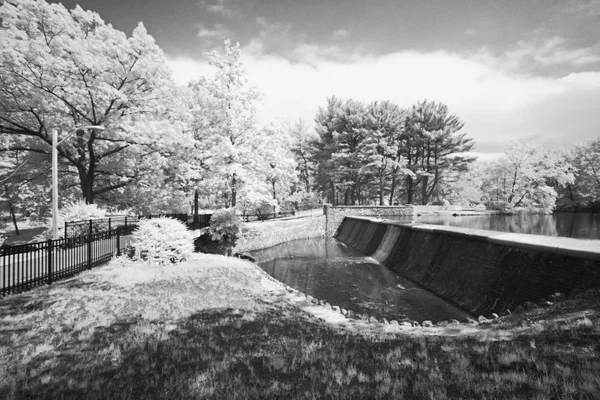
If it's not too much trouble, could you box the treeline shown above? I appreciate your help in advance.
[294,97,475,206]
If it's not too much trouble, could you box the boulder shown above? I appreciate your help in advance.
[524,301,538,311]
[368,316,379,323]
[422,320,433,327]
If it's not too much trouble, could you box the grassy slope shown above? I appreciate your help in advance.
[0,254,599,399]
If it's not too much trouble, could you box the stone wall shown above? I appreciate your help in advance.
[336,216,600,317]
[235,216,326,252]
[323,205,413,236]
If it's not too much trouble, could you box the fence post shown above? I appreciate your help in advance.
[87,232,92,270]
[108,218,111,232]
[89,219,93,236]
[125,216,128,228]
[47,239,53,285]
[116,228,121,256]
[64,221,68,238]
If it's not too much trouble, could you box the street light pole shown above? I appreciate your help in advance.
[52,125,105,239]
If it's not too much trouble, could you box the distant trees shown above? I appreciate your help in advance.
[310,97,474,205]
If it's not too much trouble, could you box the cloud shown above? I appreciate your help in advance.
[332,29,349,40]
[202,0,236,17]
[197,23,232,40]
[166,41,600,154]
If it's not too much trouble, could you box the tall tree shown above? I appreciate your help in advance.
[0,0,180,204]
[405,100,475,204]
[188,40,261,207]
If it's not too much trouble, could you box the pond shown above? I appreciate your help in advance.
[249,237,472,323]
[389,212,600,239]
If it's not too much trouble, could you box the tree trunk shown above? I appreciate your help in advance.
[389,174,396,205]
[9,202,20,236]
[407,176,413,204]
[231,173,237,207]
[379,173,384,205]
[421,175,429,205]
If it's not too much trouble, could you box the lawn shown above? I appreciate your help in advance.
[0,253,599,399]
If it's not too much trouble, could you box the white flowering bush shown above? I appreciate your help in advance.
[208,208,242,255]
[128,217,194,265]
[35,200,107,240]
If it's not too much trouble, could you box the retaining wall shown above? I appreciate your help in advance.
[336,216,600,316]
[324,205,413,236]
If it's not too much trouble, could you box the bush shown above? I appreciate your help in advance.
[208,208,242,255]
[34,200,107,240]
[128,218,194,264]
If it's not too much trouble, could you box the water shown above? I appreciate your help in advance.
[249,237,472,323]
[389,212,600,239]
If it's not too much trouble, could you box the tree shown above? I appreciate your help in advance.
[404,100,475,205]
[570,138,600,203]
[289,118,318,193]
[188,40,261,208]
[0,0,181,205]
[481,141,574,212]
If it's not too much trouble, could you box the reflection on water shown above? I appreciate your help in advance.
[249,238,471,323]
[389,212,600,239]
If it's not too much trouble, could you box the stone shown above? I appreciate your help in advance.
[422,320,433,327]
[368,316,379,323]
[550,292,566,302]
[346,310,355,318]
[448,319,461,326]
[538,300,552,307]
[390,320,399,325]
[400,321,412,327]
[361,314,369,321]
[478,315,490,323]
[340,308,347,316]
[311,298,320,305]
[513,305,525,314]
[524,301,538,311]
[382,318,389,325]
[323,302,332,309]
[492,313,500,319]
[412,321,421,327]
[466,317,478,325]
[306,295,314,302]
[332,305,341,313]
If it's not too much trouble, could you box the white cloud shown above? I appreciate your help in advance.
[332,29,349,40]
[197,23,232,40]
[166,41,600,154]
[203,0,236,17]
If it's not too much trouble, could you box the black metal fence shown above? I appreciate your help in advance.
[64,213,192,238]
[240,210,297,222]
[1,226,136,297]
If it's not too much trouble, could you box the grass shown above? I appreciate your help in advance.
[1,253,599,399]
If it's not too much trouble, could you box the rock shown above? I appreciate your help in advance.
[448,319,461,326]
[382,318,389,325]
[361,314,369,321]
[332,305,341,313]
[478,315,491,323]
[340,308,347,316]
[513,305,525,314]
[412,321,421,327]
[311,298,319,305]
[492,313,500,319]
[524,301,538,311]
[550,292,566,302]
[465,317,478,325]
[346,310,355,318]
[422,320,433,327]
[323,302,331,309]
[400,321,412,327]
[538,300,552,307]
[389,320,399,325]
[306,295,314,302]
[368,316,379,323]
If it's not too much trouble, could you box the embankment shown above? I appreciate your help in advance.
[235,215,325,252]
[336,216,600,317]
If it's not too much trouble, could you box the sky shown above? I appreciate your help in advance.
[51,0,600,159]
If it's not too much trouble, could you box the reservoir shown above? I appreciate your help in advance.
[249,237,472,323]
[390,212,600,239]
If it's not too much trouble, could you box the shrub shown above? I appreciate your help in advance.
[208,208,242,255]
[128,217,194,265]
[34,200,107,240]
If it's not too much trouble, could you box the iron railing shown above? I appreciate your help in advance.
[1,226,135,297]
[64,213,196,238]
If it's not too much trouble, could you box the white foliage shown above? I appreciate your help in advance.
[129,218,194,265]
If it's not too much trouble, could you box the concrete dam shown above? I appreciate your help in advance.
[335,216,600,317]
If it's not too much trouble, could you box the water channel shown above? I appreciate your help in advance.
[249,237,472,323]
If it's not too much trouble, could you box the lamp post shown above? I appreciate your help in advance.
[52,125,105,239]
